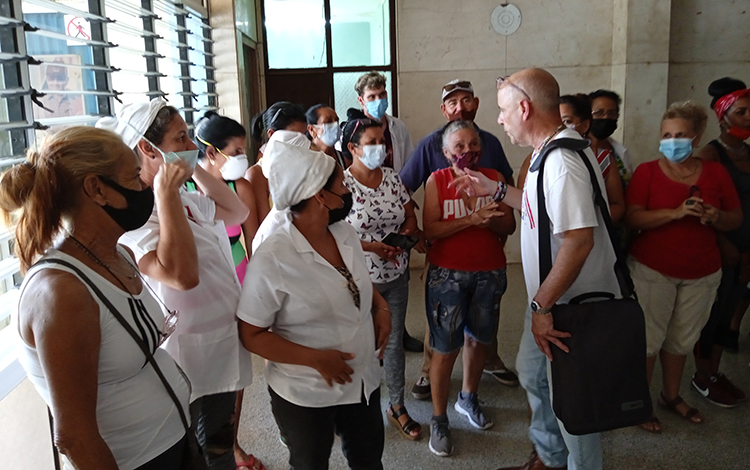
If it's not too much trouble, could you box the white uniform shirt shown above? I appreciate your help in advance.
[120,190,253,400]
[251,206,284,253]
[238,218,380,408]
[520,129,620,306]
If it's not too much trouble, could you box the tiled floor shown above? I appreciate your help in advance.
[237,264,750,470]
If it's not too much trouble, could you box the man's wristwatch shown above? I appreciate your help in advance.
[531,300,552,315]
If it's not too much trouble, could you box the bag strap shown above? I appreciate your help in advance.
[33,258,191,433]
[533,138,635,298]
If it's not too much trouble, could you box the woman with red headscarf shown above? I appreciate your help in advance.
[691,78,750,408]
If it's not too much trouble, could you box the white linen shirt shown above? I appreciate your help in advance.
[520,129,620,306]
[120,189,254,400]
[384,114,414,173]
[237,218,380,408]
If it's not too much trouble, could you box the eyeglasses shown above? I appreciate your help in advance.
[496,76,532,102]
[196,135,231,160]
[350,118,379,138]
[159,308,179,346]
[442,81,473,93]
[592,109,619,119]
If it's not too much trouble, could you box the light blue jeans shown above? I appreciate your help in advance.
[515,306,602,470]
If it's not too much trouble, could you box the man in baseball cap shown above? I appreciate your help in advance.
[399,79,517,401]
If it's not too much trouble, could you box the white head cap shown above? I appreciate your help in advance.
[96,98,168,148]
[266,141,335,211]
[261,130,312,177]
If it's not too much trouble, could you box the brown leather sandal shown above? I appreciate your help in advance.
[386,404,423,441]
[639,415,662,433]
[657,392,703,424]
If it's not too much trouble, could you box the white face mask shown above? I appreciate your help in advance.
[219,153,249,180]
[359,144,386,170]
[565,123,577,130]
[317,122,341,147]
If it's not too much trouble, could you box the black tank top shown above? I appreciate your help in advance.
[711,140,750,252]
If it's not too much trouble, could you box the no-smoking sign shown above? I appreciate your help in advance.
[65,15,91,42]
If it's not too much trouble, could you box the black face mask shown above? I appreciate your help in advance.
[325,190,353,225]
[100,178,155,231]
[589,119,618,140]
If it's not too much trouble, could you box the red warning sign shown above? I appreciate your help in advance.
[66,17,91,41]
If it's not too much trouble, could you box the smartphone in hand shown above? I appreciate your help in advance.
[382,233,419,251]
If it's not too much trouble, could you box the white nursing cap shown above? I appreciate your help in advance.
[261,130,311,178]
[266,141,335,211]
[96,98,168,148]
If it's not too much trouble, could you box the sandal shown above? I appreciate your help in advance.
[236,455,265,470]
[386,404,423,441]
[638,415,662,434]
[657,392,703,424]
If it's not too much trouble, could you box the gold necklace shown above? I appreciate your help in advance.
[668,159,700,181]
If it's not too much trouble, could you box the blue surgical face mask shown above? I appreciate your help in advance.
[659,137,694,163]
[365,98,388,120]
[318,122,341,147]
[162,148,200,170]
[359,144,387,170]
[141,134,200,171]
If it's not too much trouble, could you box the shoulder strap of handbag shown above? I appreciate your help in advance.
[533,138,635,298]
[33,258,192,434]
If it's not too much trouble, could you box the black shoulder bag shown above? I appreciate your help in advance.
[532,138,652,435]
[36,258,208,470]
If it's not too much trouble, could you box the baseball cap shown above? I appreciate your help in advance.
[441,79,474,101]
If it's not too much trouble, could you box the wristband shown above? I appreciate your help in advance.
[493,181,508,202]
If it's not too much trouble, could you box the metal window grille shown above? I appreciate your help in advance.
[0,0,216,397]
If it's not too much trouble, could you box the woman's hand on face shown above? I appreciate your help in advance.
[674,197,704,220]
[311,349,355,387]
[471,202,504,226]
[154,159,191,197]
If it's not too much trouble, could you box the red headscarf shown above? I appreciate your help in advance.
[714,89,750,121]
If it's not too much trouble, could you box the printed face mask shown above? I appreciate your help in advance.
[450,151,481,170]
[365,98,388,120]
[359,144,387,170]
[659,137,694,163]
[219,154,249,181]
[100,178,155,231]
[318,122,341,147]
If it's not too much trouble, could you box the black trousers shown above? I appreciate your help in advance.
[698,263,744,357]
[135,434,187,470]
[269,386,384,470]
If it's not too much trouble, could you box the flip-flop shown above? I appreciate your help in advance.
[386,405,422,441]
[237,454,266,470]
